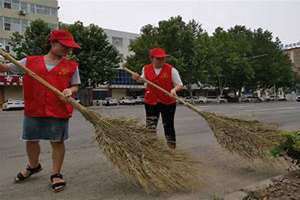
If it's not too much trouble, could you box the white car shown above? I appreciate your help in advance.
[206,96,227,104]
[134,96,144,104]
[296,96,300,102]
[277,95,287,101]
[103,97,118,106]
[2,99,24,111]
[119,97,136,105]
[197,96,207,104]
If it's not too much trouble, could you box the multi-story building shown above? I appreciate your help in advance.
[93,29,142,100]
[0,0,58,105]
[284,44,300,79]
[0,0,58,51]
[283,42,300,95]
[0,1,142,105]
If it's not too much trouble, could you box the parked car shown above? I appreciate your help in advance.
[265,95,276,102]
[218,96,228,103]
[93,99,106,106]
[2,99,24,111]
[296,96,300,102]
[197,96,207,104]
[206,96,227,104]
[119,97,136,105]
[183,96,201,104]
[102,97,118,106]
[134,96,144,104]
[241,96,263,103]
[277,95,287,101]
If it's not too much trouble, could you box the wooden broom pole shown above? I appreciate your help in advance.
[122,66,204,116]
[0,49,87,113]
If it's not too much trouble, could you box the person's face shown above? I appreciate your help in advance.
[50,42,72,57]
[152,57,166,68]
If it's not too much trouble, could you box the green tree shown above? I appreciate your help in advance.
[206,26,293,96]
[63,21,121,87]
[10,20,120,88]
[126,16,208,94]
[204,26,254,96]
[248,29,294,92]
[10,19,51,59]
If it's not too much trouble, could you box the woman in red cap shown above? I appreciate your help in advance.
[132,48,183,149]
[0,29,81,192]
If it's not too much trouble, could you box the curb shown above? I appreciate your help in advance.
[223,175,283,200]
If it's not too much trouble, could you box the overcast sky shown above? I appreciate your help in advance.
[58,0,300,44]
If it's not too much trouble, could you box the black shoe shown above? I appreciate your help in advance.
[15,163,42,183]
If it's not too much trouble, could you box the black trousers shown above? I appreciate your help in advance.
[144,103,177,144]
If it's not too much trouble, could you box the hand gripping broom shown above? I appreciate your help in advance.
[0,49,201,193]
[123,66,284,161]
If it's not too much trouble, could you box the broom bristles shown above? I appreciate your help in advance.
[200,112,284,160]
[80,108,201,192]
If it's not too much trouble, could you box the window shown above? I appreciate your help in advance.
[4,17,11,31]
[111,69,138,85]
[0,38,4,48]
[36,5,43,14]
[11,0,19,9]
[44,7,50,15]
[3,17,22,32]
[30,3,35,13]
[0,17,3,30]
[4,0,11,9]
[36,5,50,15]
[112,37,123,48]
[21,19,28,32]
[10,18,20,32]
[50,7,57,16]
[21,2,28,13]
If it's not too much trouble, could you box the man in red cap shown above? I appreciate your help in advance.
[132,48,183,149]
[0,29,81,192]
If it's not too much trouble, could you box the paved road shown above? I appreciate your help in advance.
[0,102,299,200]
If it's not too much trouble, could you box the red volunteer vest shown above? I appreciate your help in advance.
[23,56,78,118]
[144,63,176,105]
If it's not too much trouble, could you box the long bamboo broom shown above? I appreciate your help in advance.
[0,49,201,193]
[123,66,284,161]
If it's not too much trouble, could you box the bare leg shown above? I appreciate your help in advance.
[50,141,65,185]
[19,141,40,177]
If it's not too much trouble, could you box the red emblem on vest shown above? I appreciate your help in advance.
[144,63,176,105]
[23,56,78,118]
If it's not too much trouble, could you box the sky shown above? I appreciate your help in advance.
[58,0,300,44]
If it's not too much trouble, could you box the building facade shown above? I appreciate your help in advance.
[0,1,142,105]
[0,0,58,105]
[284,47,300,79]
[94,29,142,99]
[0,0,58,51]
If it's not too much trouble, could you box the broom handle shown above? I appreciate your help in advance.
[123,67,203,116]
[0,49,87,113]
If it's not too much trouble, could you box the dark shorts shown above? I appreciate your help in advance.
[22,116,69,142]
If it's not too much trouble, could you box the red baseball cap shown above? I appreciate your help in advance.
[150,48,168,58]
[49,29,80,49]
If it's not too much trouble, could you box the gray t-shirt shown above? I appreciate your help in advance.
[8,58,81,85]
